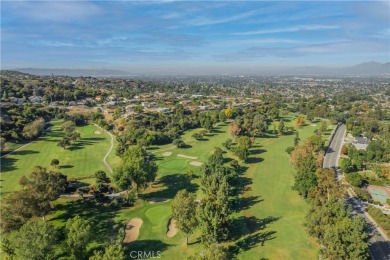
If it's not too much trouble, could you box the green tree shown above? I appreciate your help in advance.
[23,118,44,140]
[1,238,15,260]
[95,170,110,183]
[171,190,198,245]
[50,158,60,168]
[1,166,66,231]
[340,158,353,173]
[90,244,125,260]
[13,219,58,260]
[320,120,328,132]
[65,215,93,259]
[62,120,76,133]
[113,146,158,194]
[278,119,285,135]
[57,137,71,149]
[294,131,300,146]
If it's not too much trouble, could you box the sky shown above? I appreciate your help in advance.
[1,0,389,74]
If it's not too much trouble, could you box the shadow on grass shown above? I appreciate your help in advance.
[232,196,264,212]
[60,164,74,169]
[51,199,118,243]
[146,146,160,151]
[229,215,279,254]
[124,240,170,257]
[68,138,105,151]
[246,157,264,164]
[250,149,266,155]
[0,157,18,172]
[12,150,40,156]
[144,173,198,199]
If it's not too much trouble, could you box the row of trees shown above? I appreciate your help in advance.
[171,148,241,258]
[289,134,370,259]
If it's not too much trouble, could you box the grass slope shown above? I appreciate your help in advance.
[0,121,114,195]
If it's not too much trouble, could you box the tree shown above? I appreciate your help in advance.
[95,170,110,183]
[0,137,7,152]
[192,133,203,140]
[57,137,71,149]
[113,146,158,194]
[91,244,125,260]
[309,168,343,202]
[340,158,353,173]
[233,136,251,162]
[50,158,60,168]
[346,172,364,187]
[1,238,14,260]
[320,120,328,132]
[296,116,306,128]
[224,107,233,119]
[62,120,76,133]
[13,219,58,260]
[65,215,93,259]
[294,131,300,146]
[23,118,44,140]
[278,119,285,135]
[228,123,241,139]
[171,190,198,245]
[1,166,66,231]
[173,139,186,148]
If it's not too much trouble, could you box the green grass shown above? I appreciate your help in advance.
[0,121,117,195]
[236,115,320,259]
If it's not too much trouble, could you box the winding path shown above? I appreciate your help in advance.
[94,124,114,173]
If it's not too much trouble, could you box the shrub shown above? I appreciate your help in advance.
[172,139,186,148]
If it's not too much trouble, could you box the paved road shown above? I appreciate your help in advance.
[323,124,390,259]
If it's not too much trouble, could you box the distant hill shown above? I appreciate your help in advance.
[15,68,130,77]
[13,61,390,76]
[284,61,390,75]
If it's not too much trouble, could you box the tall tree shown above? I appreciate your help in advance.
[91,244,125,260]
[113,145,158,194]
[171,190,198,245]
[278,119,285,135]
[13,219,58,260]
[22,118,44,140]
[65,215,93,259]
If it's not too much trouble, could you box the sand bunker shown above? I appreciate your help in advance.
[310,124,317,127]
[94,130,102,134]
[177,154,197,160]
[189,161,203,166]
[123,218,143,244]
[167,218,178,238]
[162,152,172,156]
[148,198,168,204]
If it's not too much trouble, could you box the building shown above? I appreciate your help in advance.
[352,136,369,150]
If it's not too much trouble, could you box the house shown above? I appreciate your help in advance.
[141,102,156,108]
[28,96,43,103]
[95,96,103,101]
[352,136,369,150]
[10,97,24,104]
[106,101,117,108]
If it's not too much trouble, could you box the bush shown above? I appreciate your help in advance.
[346,172,364,187]
[172,139,186,148]
[285,146,295,154]
[353,187,372,202]
[367,206,390,233]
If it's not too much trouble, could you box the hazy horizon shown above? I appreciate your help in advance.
[1,1,389,74]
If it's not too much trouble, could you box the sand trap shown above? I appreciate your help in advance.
[177,154,197,160]
[189,161,203,166]
[167,218,178,238]
[123,218,143,244]
[162,152,172,156]
[94,130,102,134]
[148,198,168,204]
[310,124,317,126]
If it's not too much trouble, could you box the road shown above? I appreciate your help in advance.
[323,124,390,260]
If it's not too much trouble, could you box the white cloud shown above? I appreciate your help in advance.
[232,25,339,35]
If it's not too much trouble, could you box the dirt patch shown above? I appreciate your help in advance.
[177,154,197,160]
[94,130,102,135]
[167,218,178,238]
[123,218,143,244]
[148,198,168,204]
[162,152,172,156]
[189,161,203,166]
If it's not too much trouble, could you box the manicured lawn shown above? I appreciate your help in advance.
[0,121,116,195]
[237,116,321,259]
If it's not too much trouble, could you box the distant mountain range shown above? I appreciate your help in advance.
[14,68,130,77]
[13,61,390,76]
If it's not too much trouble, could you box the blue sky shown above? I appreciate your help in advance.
[1,1,389,73]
